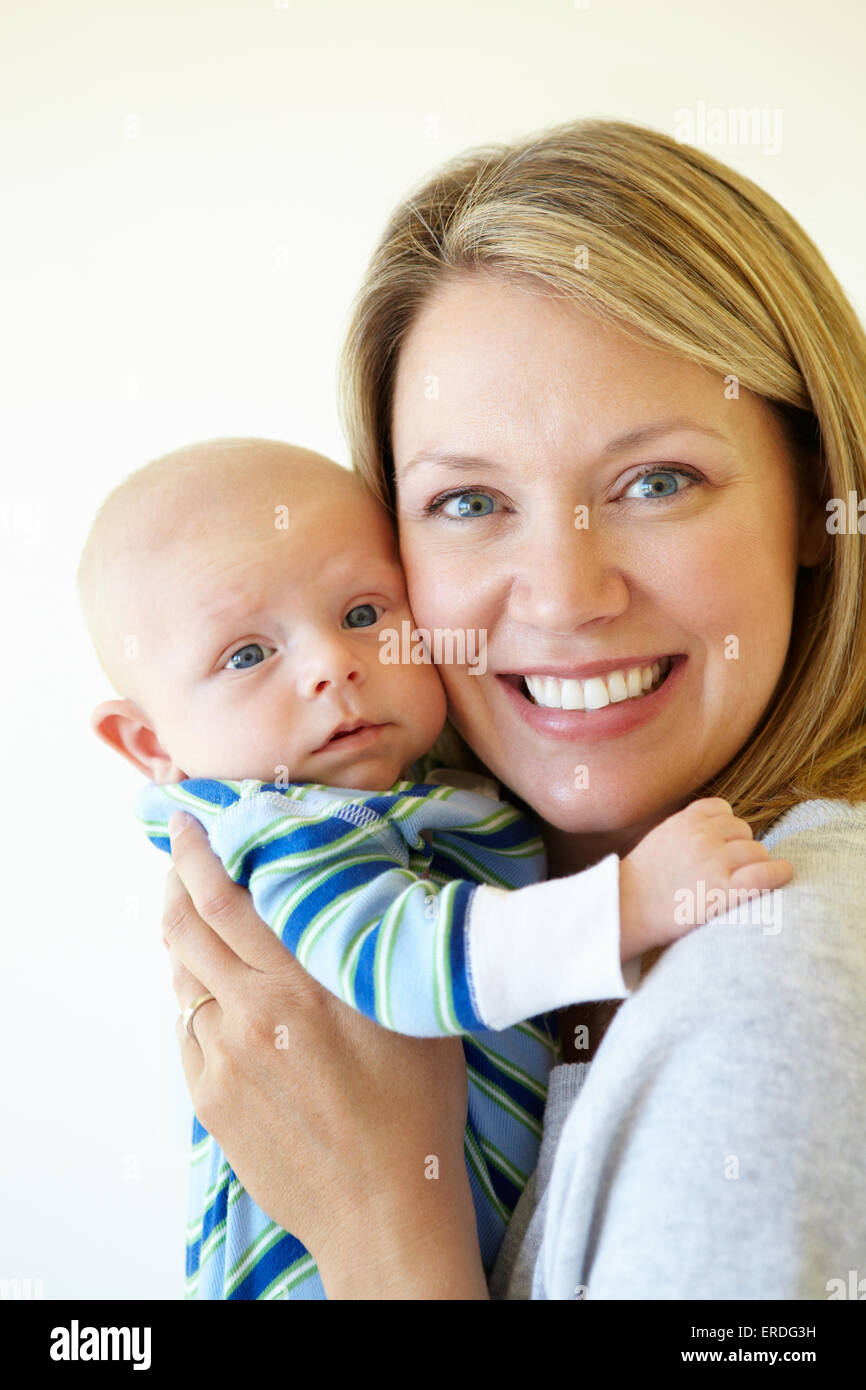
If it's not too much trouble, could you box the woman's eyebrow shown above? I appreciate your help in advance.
[400,419,734,475]
[601,419,735,455]
[400,451,498,477]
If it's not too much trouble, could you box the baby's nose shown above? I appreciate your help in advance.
[311,666,362,695]
[300,636,367,696]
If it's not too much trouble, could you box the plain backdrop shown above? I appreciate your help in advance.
[2,0,864,1298]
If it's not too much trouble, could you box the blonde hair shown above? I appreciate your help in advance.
[337,118,866,835]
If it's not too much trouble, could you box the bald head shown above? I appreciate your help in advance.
[77,437,387,695]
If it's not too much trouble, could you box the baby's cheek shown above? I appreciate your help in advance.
[179,703,267,780]
[425,662,450,720]
[403,660,449,742]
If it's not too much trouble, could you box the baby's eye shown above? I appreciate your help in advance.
[622,468,698,501]
[343,603,384,629]
[439,491,497,518]
[224,642,274,670]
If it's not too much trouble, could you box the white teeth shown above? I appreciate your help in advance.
[561,679,584,710]
[607,671,629,703]
[582,677,610,711]
[523,657,672,712]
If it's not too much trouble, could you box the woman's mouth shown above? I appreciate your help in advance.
[520,656,672,710]
[497,655,686,743]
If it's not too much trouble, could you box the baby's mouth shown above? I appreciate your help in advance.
[503,656,677,713]
[311,719,388,754]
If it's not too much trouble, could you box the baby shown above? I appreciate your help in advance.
[77,437,792,1300]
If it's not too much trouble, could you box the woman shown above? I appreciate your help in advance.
[161,119,866,1298]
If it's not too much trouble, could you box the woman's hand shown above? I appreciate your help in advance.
[162,811,488,1299]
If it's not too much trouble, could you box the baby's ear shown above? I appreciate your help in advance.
[90,699,185,783]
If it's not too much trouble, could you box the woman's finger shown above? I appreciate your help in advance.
[167,931,207,1005]
[162,860,238,997]
[174,1007,208,1091]
[167,814,294,975]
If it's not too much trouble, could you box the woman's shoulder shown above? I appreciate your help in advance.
[495,797,866,1300]
[523,795,866,1299]
[752,795,866,964]
[629,796,866,1042]
[758,794,866,850]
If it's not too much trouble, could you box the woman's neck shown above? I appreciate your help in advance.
[543,808,673,879]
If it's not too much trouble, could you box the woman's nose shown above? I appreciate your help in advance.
[506,513,630,633]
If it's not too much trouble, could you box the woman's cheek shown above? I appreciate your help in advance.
[400,546,448,632]
[401,524,489,628]
[668,527,794,712]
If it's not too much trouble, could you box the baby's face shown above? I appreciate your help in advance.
[132,466,448,789]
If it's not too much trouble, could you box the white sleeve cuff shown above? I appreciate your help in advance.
[467,853,630,1030]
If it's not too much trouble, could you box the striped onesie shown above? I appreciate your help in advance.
[136,768,626,1299]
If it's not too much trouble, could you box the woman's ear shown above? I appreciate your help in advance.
[797,454,831,568]
[797,500,829,567]
[90,699,187,783]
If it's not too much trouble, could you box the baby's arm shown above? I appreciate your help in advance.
[139,776,622,1034]
[136,781,791,1037]
[465,797,793,1030]
[138,776,546,1036]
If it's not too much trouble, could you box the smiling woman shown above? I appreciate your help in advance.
[382,285,824,845]
[162,118,866,1301]
[339,121,864,848]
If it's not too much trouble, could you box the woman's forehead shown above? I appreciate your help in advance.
[391,319,777,482]
[391,277,717,437]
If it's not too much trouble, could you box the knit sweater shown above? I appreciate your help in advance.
[490,797,866,1300]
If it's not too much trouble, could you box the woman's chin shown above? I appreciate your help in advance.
[501,769,679,837]
[538,792,639,836]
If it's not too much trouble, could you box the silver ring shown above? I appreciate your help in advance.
[182,992,217,1039]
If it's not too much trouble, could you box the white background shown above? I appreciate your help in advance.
[2,0,864,1298]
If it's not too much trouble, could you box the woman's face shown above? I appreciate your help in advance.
[391,272,820,843]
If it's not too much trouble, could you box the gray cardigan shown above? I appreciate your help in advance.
[490,798,866,1300]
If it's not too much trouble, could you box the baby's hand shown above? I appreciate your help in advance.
[618,797,793,962]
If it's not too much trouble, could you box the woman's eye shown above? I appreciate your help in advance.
[622,468,698,501]
[224,642,274,670]
[343,603,383,629]
[436,491,498,518]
